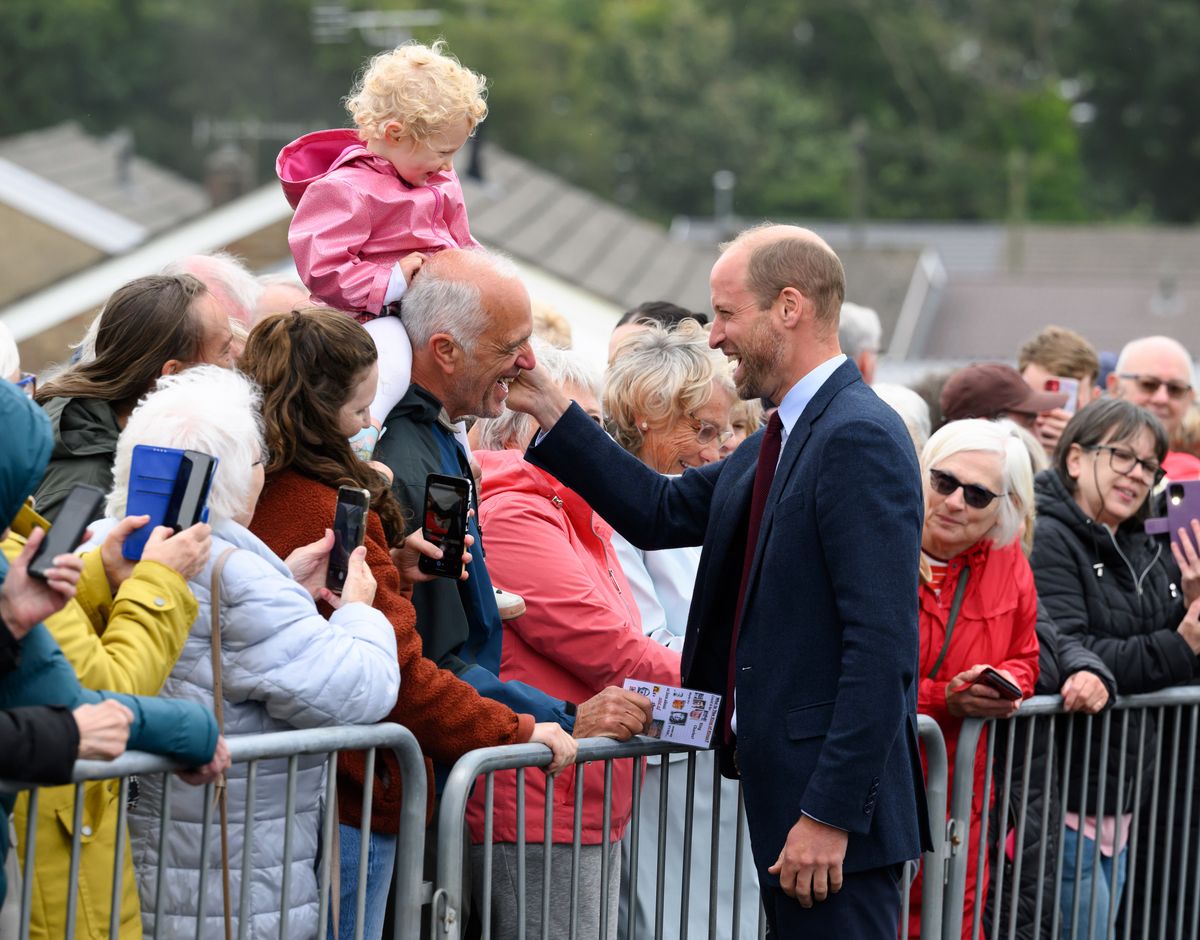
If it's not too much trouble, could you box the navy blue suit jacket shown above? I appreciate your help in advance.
[527,360,930,879]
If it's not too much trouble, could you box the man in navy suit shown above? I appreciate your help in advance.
[508,224,929,937]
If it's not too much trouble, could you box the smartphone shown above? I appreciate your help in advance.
[1145,480,1200,554]
[327,486,370,593]
[28,484,105,581]
[969,666,1023,701]
[1044,377,1081,415]
[123,446,218,561]
[417,473,471,580]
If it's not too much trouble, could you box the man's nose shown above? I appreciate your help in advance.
[516,342,536,371]
[708,320,724,348]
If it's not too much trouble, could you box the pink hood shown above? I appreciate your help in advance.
[276,129,382,209]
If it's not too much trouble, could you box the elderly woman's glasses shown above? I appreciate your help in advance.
[929,468,1005,509]
[688,414,733,447]
[1086,444,1165,484]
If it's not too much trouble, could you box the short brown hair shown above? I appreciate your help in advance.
[1017,326,1099,385]
[743,236,845,333]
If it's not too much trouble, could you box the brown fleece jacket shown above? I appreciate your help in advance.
[250,469,534,830]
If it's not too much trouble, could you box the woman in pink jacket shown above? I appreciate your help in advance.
[466,344,681,940]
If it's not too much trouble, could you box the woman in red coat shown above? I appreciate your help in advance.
[467,342,681,940]
[907,419,1041,938]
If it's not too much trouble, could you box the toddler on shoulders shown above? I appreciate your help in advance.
[278,40,487,423]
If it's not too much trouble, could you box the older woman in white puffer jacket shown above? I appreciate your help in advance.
[87,366,400,939]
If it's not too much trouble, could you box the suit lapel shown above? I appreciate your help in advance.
[736,360,862,624]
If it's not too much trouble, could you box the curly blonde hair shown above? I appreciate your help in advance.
[345,39,488,142]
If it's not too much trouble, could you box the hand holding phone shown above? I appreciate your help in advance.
[327,487,370,593]
[418,474,471,580]
[968,666,1023,701]
[29,484,105,581]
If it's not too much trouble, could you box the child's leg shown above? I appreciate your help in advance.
[363,316,413,424]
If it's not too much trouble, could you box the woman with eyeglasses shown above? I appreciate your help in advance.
[600,320,758,940]
[1030,398,1200,939]
[908,419,1041,938]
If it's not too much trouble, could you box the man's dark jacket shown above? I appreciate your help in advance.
[527,359,931,880]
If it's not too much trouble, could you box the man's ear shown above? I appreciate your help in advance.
[1106,371,1121,397]
[428,333,461,374]
[160,359,183,377]
[777,286,807,329]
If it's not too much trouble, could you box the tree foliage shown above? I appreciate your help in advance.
[0,0,1195,223]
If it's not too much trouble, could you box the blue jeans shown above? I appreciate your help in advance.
[1060,826,1127,940]
[329,824,396,940]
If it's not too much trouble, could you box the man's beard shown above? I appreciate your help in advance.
[734,321,784,401]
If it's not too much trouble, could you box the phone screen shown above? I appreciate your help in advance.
[327,487,370,593]
[418,475,470,580]
[167,451,217,531]
[1044,376,1081,415]
[29,484,105,581]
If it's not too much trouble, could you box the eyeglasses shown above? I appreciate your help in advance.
[688,414,734,446]
[929,468,1006,509]
[1086,444,1165,484]
[1117,373,1193,400]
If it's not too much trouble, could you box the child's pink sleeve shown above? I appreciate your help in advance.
[288,177,393,315]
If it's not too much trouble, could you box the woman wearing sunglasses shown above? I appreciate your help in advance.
[1030,398,1200,939]
[908,419,1041,938]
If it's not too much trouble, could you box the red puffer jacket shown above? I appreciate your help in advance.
[908,539,1040,938]
[466,449,681,845]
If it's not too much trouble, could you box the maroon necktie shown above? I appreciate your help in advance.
[725,411,784,742]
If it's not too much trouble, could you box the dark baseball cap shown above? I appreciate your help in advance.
[940,363,1069,421]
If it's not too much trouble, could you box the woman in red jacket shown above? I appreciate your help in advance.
[468,342,681,940]
[239,308,575,940]
[907,419,1041,938]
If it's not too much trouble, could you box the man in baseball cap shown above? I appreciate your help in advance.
[940,363,1068,430]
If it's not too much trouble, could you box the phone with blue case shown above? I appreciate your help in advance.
[123,445,218,561]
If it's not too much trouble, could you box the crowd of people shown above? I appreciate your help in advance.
[2,37,1199,940]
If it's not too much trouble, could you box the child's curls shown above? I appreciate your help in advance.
[345,39,488,143]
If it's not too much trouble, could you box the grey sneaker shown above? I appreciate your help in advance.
[494,587,526,621]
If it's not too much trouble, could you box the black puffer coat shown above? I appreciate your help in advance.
[986,602,1117,940]
[1030,469,1195,816]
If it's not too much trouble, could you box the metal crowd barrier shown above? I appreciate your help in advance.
[943,686,1200,940]
[3,723,427,940]
[433,716,950,940]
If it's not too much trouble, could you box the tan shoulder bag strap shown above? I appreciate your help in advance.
[210,546,238,940]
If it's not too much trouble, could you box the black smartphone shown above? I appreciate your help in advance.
[28,484,105,581]
[417,473,471,580]
[165,451,218,531]
[327,486,370,593]
[970,666,1023,702]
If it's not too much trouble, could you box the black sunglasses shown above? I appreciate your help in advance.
[929,468,1006,510]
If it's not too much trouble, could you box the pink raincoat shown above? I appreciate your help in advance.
[276,128,479,315]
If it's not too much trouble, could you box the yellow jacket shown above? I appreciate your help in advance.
[5,509,197,939]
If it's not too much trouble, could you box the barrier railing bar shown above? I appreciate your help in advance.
[279,753,299,940]
[988,718,1017,940]
[1004,714,1036,940]
[1105,710,1130,938]
[64,781,85,938]
[317,752,336,938]
[152,772,173,940]
[516,765,526,940]
[916,714,948,940]
[626,757,642,940]
[654,756,669,940]
[113,775,132,940]
[708,755,721,940]
[600,759,614,940]
[679,751,696,940]
[541,773,554,940]
[195,778,215,939]
[236,760,256,940]
[571,763,584,940]
[1173,705,1199,940]
[1030,715,1055,940]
